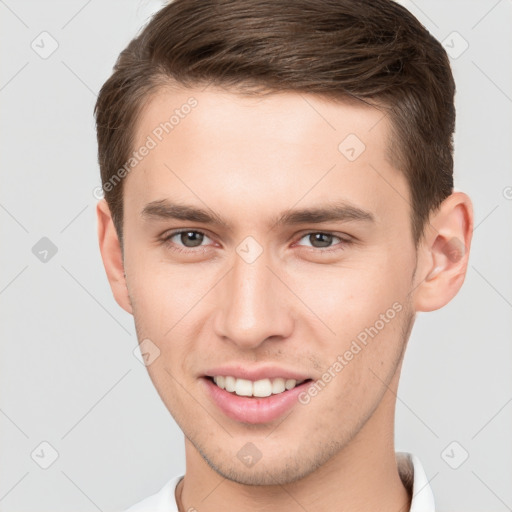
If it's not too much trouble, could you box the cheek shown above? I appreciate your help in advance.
[290,256,413,395]
[126,254,200,334]
[126,258,220,383]
[291,261,409,335]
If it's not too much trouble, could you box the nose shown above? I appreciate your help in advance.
[213,248,294,350]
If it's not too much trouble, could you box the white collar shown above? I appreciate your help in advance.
[123,451,434,512]
[397,452,436,511]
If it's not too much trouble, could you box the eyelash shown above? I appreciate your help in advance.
[160,229,352,255]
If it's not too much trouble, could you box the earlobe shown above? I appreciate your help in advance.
[96,199,133,315]
[413,192,474,312]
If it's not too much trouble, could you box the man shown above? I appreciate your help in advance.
[94,1,473,510]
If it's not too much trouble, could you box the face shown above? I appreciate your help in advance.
[119,86,419,485]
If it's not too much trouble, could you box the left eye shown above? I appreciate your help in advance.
[296,232,343,249]
[165,230,213,248]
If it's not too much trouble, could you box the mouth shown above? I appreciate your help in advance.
[207,375,313,398]
[201,375,314,424]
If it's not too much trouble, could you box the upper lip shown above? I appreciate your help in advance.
[204,365,312,382]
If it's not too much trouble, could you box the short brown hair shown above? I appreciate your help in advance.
[94,0,455,245]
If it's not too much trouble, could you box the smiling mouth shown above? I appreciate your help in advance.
[206,375,313,398]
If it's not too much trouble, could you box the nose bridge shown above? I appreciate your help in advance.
[215,248,291,348]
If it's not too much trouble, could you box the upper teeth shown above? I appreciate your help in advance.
[212,376,304,397]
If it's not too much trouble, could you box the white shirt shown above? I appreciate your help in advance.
[122,451,435,511]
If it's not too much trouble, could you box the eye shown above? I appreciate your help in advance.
[162,230,214,253]
[160,229,351,256]
[295,232,349,251]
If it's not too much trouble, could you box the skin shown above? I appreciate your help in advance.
[97,85,473,512]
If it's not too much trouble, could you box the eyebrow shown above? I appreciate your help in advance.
[141,199,375,229]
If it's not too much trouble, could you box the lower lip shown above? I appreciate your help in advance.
[201,377,312,424]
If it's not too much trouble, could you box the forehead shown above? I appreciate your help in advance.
[124,85,408,232]
[134,85,389,159]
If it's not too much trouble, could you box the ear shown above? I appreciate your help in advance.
[96,199,133,315]
[413,192,474,312]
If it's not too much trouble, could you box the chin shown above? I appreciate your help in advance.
[194,436,338,486]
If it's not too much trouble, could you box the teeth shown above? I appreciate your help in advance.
[285,379,297,390]
[235,378,253,397]
[272,378,286,394]
[225,376,236,392]
[212,376,305,397]
[253,379,272,397]
[214,376,224,389]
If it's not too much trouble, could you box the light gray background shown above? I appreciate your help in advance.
[0,1,511,511]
